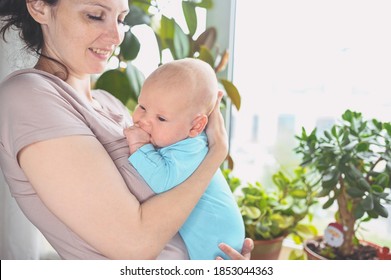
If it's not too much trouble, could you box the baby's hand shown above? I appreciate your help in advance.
[123,124,151,154]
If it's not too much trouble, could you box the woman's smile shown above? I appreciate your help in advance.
[89,47,112,60]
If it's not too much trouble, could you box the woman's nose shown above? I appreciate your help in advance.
[105,21,124,45]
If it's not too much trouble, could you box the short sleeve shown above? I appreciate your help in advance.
[0,73,94,159]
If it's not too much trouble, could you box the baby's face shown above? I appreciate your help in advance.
[132,83,197,148]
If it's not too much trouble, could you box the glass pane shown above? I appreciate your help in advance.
[231,0,391,247]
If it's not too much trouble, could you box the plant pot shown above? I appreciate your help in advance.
[251,236,285,260]
[303,236,382,260]
[303,237,328,260]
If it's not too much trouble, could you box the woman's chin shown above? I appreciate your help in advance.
[90,66,107,75]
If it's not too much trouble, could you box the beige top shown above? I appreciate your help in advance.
[0,69,188,260]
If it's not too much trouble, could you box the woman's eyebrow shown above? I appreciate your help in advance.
[82,1,129,14]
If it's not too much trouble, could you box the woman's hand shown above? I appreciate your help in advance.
[217,238,254,260]
[205,91,228,161]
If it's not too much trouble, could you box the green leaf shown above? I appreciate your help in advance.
[288,250,306,260]
[194,27,217,51]
[367,210,379,219]
[342,109,353,122]
[125,5,151,27]
[322,197,335,209]
[220,79,241,111]
[197,46,215,67]
[256,222,271,237]
[353,204,365,219]
[324,130,333,140]
[95,69,132,105]
[371,184,384,193]
[343,140,357,152]
[373,200,388,218]
[322,167,339,188]
[346,186,365,198]
[120,31,140,61]
[376,173,389,188]
[357,178,371,191]
[290,189,307,199]
[345,164,362,180]
[356,142,370,152]
[182,1,197,36]
[160,15,175,50]
[317,187,332,197]
[196,0,214,9]
[126,63,145,102]
[153,32,164,64]
[172,21,190,59]
[294,224,317,236]
[372,119,383,130]
[331,125,337,137]
[384,122,391,136]
[163,19,190,59]
[361,194,374,211]
[241,206,261,219]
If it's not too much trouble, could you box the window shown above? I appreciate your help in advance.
[230,0,391,246]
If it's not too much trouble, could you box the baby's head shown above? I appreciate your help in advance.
[132,58,218,148]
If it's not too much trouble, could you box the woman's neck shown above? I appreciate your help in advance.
[35,58,93,101]
[66,76,93,101]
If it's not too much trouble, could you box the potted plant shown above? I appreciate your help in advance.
[94,0,241,113]
[223,167,318,259]
[295,109,391,259]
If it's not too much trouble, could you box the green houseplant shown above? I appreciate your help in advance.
[94,0,240,112]
[295,109,391,259]
[223,168,318,259]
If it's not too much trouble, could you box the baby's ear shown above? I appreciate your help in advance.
[188,115,208,137]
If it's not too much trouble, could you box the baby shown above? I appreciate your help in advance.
[124,58,244,260]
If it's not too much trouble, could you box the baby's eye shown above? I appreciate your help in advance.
[139,105,146,111]
[158,116,167,122]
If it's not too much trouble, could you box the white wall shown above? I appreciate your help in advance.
[0,30,54,259]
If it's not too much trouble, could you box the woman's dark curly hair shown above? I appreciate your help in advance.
[0,0,58,53]
[1,0,70,79]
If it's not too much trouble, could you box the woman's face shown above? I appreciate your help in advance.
[41,0,129,78]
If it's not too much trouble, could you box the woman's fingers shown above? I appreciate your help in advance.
[241,238,254,259]
[216,238,254,260]
[206,91,228,155]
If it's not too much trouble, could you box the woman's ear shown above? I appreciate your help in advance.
[26,0,51,24]
[188,115,208,138]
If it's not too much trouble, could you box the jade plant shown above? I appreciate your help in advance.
[224,168,318,243]
[295,109,391,257]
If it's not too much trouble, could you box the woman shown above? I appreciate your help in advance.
[0,0,253,259]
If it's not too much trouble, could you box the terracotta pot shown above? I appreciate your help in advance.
[303,236,382,260]
[303,236,327,260]
[251,236,285,260]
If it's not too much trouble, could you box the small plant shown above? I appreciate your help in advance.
[224,168,318,243]
[295,109,391,258]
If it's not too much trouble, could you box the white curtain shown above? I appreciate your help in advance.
[0,30,56,260]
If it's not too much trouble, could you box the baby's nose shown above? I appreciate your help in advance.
[138,119,151,132]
